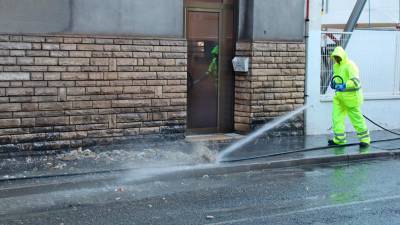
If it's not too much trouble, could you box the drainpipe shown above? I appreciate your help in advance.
[304,0,310,135]
[304,0,310,103]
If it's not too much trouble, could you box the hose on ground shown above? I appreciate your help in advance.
[363,115,400,136]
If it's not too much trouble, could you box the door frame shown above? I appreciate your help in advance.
[184,5,223,135]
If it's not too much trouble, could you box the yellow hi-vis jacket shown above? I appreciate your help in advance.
[331,46,364,108]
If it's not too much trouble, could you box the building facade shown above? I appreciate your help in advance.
[0,0,306,151]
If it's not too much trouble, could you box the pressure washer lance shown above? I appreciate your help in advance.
[192,73,209,86]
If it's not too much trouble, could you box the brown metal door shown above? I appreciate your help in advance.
[187,11,220,133]
[186,1,235,134]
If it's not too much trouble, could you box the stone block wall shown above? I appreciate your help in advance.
[0,34,187,151]
[234,41,305,136]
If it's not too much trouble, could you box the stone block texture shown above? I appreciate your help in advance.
[234,42,305,136]
[0,34,187,151]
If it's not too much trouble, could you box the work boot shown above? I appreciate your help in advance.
[359,142,370,148]
[328,140,341,146]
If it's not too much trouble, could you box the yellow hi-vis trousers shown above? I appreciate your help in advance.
[332,98,371,145]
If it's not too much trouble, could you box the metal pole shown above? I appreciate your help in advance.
[368,0,371,28]
[341,0,368,48]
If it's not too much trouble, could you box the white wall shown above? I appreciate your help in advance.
[305,0,325,134]
[321,0,400,24]
[347,30,400,97]
[306,0,400,135]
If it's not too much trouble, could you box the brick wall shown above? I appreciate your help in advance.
[0,34,187,151]
[234,41,305,136]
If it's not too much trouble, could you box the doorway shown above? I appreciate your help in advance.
[185,0,235,134]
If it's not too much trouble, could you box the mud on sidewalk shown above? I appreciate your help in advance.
[0,139,228,180]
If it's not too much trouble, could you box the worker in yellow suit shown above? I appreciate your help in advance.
[207,45,219,88]
[329,46,370,148]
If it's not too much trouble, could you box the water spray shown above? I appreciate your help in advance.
[216,104,312,163]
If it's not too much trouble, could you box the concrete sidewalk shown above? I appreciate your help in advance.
[0,130,399,182]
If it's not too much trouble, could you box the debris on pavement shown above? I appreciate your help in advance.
[53,162,67,169]
[206,215,215,220]
[58,148,96,161]
[115,187,125,192]
[55,142,218,165]
[0,138,223,179]
[192,143,217,163]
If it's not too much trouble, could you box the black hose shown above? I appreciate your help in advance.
[363,114,400,150]
[363,114,400,136]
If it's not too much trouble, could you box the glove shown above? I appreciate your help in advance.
[335,84,346,92]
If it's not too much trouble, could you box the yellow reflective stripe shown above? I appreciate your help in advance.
[357,131,369,136]
[334,133,346,137]
[359,134,370,139]
[350,78,361,86]
[335,136,346,141]
[333,137,347,144]
[342,78,362,92]
[342,87,360,92]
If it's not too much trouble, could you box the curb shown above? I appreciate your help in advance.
[2,149,399,184]
[172,150,400,179]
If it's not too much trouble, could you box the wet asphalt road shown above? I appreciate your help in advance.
[1,158,400,225]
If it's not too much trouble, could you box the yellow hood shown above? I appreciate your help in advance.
[331,46,349,64]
